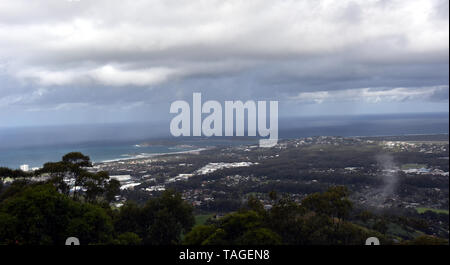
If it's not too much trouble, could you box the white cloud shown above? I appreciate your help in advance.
[17,65,179,86]
[0,94,24,107]
[290,86,449,104]
[17,68,80,86]
[89,65,177,86]
[0,0,447,77]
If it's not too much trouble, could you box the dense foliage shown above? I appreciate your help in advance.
[0,153,195,245]
[183,187,388,245]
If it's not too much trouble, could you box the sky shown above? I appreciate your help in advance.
[0,0,448,128]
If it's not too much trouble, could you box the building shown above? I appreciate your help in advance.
[20,164,29,172]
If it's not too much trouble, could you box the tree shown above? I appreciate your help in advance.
[59,152,92,200]
[114,201,144,236]
[80,171,109,203]
[403,235,448,245]
[62,152,92,167]
[200,228,228,245]
[301,186,352,223]
[183,187,385,245]
[358,210,373,223]
[65,203,114,244]
[0,184,113,245]
[246,195,265,214]
[237,228,282,245]
[41,162,70,195]
[184,209,276,245]
[0,179,31,202]
[266,194,307,244]
[268,190,278,201]
[114,189,195,245]
[373,220,388,234]
[142,190,195,244]
[219,210,264,242]
[0,212,18,244]
[115,232,142,245]
[105,179,121,203]
[0,167,32,179]
[39,153,118,202]
[183,225,217,245]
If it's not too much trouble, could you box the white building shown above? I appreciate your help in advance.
[20,164,29,172]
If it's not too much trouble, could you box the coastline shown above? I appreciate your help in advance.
[97,147,209,164]
[3,132,448,169]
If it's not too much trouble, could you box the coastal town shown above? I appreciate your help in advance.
[2,134,449,240]
[67,135,448,218]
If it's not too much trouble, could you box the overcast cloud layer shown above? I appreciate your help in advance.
[0,0,448,127]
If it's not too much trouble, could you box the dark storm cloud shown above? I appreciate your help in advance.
[0,0,448,125]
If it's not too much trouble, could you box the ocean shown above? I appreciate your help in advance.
[0,143,198,169]
[0,113,448,169]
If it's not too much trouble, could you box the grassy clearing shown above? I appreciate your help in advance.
[195,214,214,226]
[416,207,449,215]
